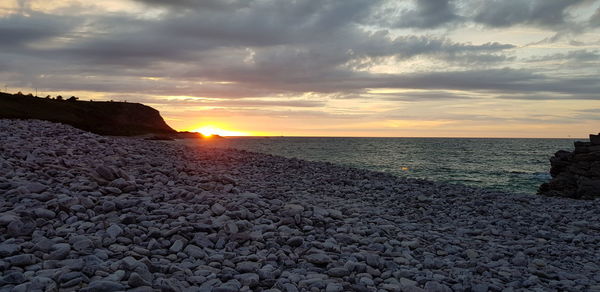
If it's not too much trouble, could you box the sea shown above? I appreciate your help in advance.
[192,137,579,194]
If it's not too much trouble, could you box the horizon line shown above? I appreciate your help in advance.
[211,135,587,139]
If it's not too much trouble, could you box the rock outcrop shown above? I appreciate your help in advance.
[538,133,600,199]
[0,92,176,136]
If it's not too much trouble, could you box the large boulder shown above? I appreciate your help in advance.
[538,133,600,199]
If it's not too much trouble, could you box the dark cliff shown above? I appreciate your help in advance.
[538,133,600,199]
[0,92,176,136]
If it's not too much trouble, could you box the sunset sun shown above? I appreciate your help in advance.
[191,125,248,137]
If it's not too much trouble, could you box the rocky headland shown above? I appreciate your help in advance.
[538,134,600,199]
[0,92,176,136]
[1,119,600,291]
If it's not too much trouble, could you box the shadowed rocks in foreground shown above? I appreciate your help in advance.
[0,92,176,136]
[2,119,600,291]
[539,133,600,199]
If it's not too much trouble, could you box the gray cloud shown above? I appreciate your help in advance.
[471,0,583,28]
[0,0,599,107]
[384,0,459,29]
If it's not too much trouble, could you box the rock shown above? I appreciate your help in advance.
[72,236,95,253]
[0,243,21,257]
[183,244,206,259]
[128,272,151,287]
[95,166,116,181]
[282,204,304,216]
[0,271,25,285]
[327,267,349,277]
[30,276,57,291]
[106,224,123,238]
[325,283,344,292]
[102,201,116,212]
[591,133,600,145]
[304,253,332,265]
[170,239,184,253]
[539,134,600,199]
[81,280,126,292]
[236,261,261,273]
[465,249,479,260]
[236,273,259,287]
[25,182,48,193]
[33,208,56,219]
[0,212,19,226]
[287,236,304,247]
[7,218,35,237]
[47,243,71,260]
[424,281,452,292]
[104,270,126,282]
[211,203,226,216]
[5,254,38,266]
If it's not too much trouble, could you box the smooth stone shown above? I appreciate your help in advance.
[0,243,21,257]
[47,243,71,260]
[184,244,206,259]
[81,280,125,292]
[25,182,48,193]
[328,268,349,277]
[287,236,304,247]
[106,224,123,238]
[211,203,226,216]
[128,272,152,287]
[236,261,261,273]
[305,253,332,265]
[423,281,452,292]
[5,254,38,266]
[170,239,184,253]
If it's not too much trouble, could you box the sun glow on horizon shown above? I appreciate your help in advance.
[191,125,250,137]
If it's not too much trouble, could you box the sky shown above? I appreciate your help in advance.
[1,0,600,137]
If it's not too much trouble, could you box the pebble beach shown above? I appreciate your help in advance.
[1,119,600,292]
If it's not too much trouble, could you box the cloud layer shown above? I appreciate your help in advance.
[1,0,599,136]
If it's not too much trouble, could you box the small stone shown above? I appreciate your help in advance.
[0,271,25,285]
[72,236,95,253]
[5,254,37,266]
[104,270,126,282]
[30,276,57,291]
[170,239,184,253]
[0,243,21,257]
[95,166,116,181]
[325,283,344,292]
[465,249,479,260]
[472,283,489,292]
[328,267,349,277]
[211,203,226,216]
[47,243,71,260]
[82,280,126,292]
[128,272,151,287]
[106,224,123,238]
[236,261,261,273]
[236,273,259,287]
[25,182,48,193]
[305,253,331,265]
[287,236,304,247]
[400,278,417,287]
[424,281,452,292]
[102,201,116,212]
[282,204,304,216]
[183,244,206,259]
[33,208,56,219]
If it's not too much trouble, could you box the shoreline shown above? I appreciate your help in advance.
[1,119,599,291]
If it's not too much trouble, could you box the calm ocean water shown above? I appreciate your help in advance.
[193,137,579,194]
